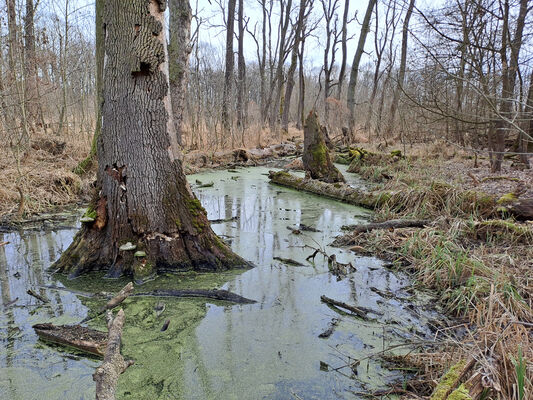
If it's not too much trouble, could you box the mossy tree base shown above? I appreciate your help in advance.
[53,218,247,283]
[302,111,345,183]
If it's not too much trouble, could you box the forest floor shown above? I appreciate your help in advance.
[1,134,532,398]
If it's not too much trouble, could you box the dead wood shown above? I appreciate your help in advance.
[320,295,375,320]
[318,317,340,338]
[273,256,305,266]
[0,241,8,247]
[268,170,383,209]
[93,309,134,400]
[161,319,170,332]
[80,282,134,324]
[104,282,134,311]
[27,289,49,303]
[209,216,239,224]
[506,198,533,220]
[132,289,257,304]
[341,219,430,232]
[32,323,108,357]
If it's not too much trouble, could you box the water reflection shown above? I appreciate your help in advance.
[0,166,436,400]
[0,228,98,400]
[180,167,435,399]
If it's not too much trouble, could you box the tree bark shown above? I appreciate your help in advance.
[74,0,105,175]
[270,0,293,137]
[346,0,377,135]
[384,0,415,139]
[302,111,345,182]
[222,0,236,145]
[169,0,192,146]
[296,37,306,130]
[52,0,247,281]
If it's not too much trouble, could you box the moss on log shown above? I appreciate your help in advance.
[268,170,387,209]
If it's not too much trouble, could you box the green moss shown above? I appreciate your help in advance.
[430,360,467,400]
[448,385,472,400]
[390,150,402,157]
[186,198,206,217]
[497,192,517,205]
[310,142,327,170]
[82,206,97,220]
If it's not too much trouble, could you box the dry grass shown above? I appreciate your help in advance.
[338,146,533,399]
[0,132,94,218]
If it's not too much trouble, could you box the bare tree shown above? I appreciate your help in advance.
[281,0,309,135]
[236,0,247,137]
[383,0,415,139]
[222,0,236,145]
[346,0,377,135]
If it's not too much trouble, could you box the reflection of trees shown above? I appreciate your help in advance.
[0,235,17,400]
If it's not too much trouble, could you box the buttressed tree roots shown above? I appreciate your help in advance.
[53,0,247,282]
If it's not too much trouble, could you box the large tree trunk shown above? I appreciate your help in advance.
[346,0,376,136]
[53,0,247,282]
[169,0,192,146]
[302,111,344,183]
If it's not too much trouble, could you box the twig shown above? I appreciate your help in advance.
[27,289,49,303]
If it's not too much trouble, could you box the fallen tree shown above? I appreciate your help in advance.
[268,171,384,209]
[32,323,108,357]
[341,219,431,232]
[93,309,134,400]
[269,171,533,220]
[132,289,257,304]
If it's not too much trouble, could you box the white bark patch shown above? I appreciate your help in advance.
[148,0,181,162]
[146,232,180,242]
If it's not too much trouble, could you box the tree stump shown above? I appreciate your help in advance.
[302,111,344,183]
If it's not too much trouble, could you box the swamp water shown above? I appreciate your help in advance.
[0,166,438,399]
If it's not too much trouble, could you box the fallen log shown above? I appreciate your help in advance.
[93,309,134,400]
[32,323,108,356]
[209,216,239,224]
[320,295,380,320]
[132,289,257,304]
[341,219,431,232]
[80,282,134,324]
[268,171,385,209]
[273,256,305,266]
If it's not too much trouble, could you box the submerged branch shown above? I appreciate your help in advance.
[132,289,257,304]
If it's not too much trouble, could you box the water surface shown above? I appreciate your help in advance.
[0,166,437,399]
